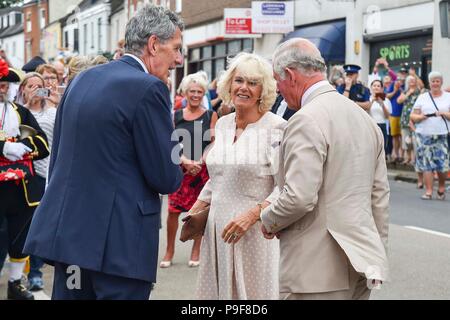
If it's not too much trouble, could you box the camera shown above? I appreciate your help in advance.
[36,88,50,98]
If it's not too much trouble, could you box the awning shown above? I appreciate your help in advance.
[281,20,346,63]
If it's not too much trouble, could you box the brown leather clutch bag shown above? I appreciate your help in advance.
[180,206,210,242]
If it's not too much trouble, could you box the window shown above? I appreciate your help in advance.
[91,22,94,49]
[243,39,253,53]
[116,19,120,44]
[1,16,4,29]
[64,31,69,49]
[40,9,46,29]
[98,18,102,52]
[228,40,241,55]
[188,39,254,81]
[83,24,87,54]
[176,0,182,13]
[26,13,31,32]
[202,46,212,59]
[74,29,79,52]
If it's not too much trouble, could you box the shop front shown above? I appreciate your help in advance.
[281,19,346,68]
[368,33,433,87]
[187,38,254,83]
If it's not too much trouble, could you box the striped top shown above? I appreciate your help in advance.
[31,107,57,179]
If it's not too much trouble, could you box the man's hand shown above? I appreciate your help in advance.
[181,159,202,176]
[261,224,279,240]
[2,142,32,161]
[344,76,353,90]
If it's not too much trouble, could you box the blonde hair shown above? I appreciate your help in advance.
[179,72,208,95]
[90,55,109,66]
[67,56,91,82]
[217,52,276,113]
[16,72,46,109]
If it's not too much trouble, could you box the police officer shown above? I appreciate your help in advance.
[337,64,371,111]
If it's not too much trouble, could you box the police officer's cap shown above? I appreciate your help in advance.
[22,56,46,73]
[343,64,361,74]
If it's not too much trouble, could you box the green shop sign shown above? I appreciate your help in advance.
[379,44,411,61]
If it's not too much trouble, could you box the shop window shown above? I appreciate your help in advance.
[188,39,254,83]
[214,59,226,79]
[243,39,253,52]
[215,43,226,57]
[228,40,241,55]
[202,46,212,59]
[190,48,200,61]
[202,60,212,81]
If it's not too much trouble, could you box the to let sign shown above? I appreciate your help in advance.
[224,8,260,37]
[252,1,294,34]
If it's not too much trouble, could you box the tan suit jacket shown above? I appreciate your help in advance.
[261,84,390,294]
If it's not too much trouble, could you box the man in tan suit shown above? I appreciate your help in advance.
[260,38,390,300]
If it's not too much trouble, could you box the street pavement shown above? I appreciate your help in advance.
[1,176,449,300]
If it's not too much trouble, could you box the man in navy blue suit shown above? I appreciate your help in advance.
[23,4,184,300]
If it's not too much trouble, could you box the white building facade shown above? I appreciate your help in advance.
[1,30,25,69]
[110,3,126,50]
[0,9,25,68]
[78,0,112,56]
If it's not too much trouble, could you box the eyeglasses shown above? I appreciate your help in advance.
[44,76,58,82]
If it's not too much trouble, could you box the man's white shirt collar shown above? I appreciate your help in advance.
[124,54,149,74]
[301,80,330,107]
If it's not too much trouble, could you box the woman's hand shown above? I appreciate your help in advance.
[28,85,41,101]
[45,87,60,106]
[222,208,260,244]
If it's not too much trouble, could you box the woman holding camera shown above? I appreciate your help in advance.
[410,71,450,200]
[36,64,61,108]
[369,80,392,154]
[16,72,56,291]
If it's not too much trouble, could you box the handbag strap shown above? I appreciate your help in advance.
[429,92,449,133]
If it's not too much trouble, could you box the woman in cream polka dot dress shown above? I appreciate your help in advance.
[187,53,286,299]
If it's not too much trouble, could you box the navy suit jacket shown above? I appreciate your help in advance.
[24,55,183,283]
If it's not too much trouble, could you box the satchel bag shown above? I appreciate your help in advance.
[179,206,210,242]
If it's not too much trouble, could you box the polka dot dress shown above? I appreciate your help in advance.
[195,112,286,300]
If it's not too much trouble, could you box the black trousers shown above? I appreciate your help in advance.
[0,176,45,263]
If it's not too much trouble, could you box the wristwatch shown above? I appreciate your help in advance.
[344,89,351,93]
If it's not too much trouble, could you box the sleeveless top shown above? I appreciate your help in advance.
[174,109,213,161]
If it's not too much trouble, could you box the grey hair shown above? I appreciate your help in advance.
[428,71,443,82]
[125,4,184,57]
[273,39,327,79]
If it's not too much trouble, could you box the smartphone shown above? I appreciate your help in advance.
[425,113,436,117]
[36,88,50,98]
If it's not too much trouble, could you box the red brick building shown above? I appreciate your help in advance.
[23,0,48,62]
